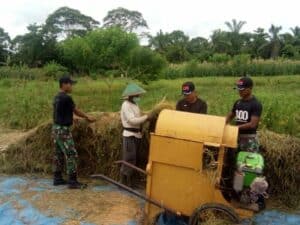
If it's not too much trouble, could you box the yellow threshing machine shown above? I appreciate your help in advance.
[93,109,254,224]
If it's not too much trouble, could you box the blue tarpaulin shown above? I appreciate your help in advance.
[0,176,299,225]
[0,176,139,225]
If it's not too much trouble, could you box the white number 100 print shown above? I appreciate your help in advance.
[235,110,249,121]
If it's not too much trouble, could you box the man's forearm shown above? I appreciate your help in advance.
[239,116,260,130]
[238,122,256,130]
[74,108,88,119]
[226,112,234,124]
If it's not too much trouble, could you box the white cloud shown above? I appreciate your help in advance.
[0,0,299,38]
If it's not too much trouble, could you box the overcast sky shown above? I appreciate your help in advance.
[1,0,299,39]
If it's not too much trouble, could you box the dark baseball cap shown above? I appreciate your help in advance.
[182,81,195,95]
[59,76,77,86]
[235,77,253,90]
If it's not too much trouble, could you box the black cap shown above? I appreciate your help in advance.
[59,76,77,86]
[235,77,253,90]
[182,81,195,95]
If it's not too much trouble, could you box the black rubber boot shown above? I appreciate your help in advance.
[53,172,67,186]
[68,173,87,189]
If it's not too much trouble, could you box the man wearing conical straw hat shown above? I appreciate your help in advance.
[120,83,149,187]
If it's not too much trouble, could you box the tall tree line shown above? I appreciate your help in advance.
[0,7,300,68]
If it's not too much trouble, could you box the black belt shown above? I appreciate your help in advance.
[123,127,141,133]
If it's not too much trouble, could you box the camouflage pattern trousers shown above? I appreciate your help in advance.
[238,134,260,152]
[52,124,78,175]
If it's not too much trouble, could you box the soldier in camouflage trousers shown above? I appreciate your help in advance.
[52,76,95,189]
[52,124,78,175]
[238,134,260,152]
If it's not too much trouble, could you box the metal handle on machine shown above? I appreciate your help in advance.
[91,174,180,215]
[114,160,149,175]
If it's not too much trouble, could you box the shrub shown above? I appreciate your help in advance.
[43,61,68,79]
[161,65,182,79]
[182,60,200,77]
[128,47,167,83]
[208,53,231,64]
[231,54,251,75]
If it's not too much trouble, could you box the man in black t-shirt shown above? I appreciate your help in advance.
[52,76,95,189]
[176,81,207,114]
[226,77,263,152]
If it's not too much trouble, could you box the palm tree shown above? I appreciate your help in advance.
[268,25,282,58]
[288,26,300,57]
[269,25,282,40]
[290,26,300,46]
[290,26,300,37]
[251,28,269,58]
[224,19,247,55]
[210,29,232,54]
[225,19,246,33]
[148,30,168,53]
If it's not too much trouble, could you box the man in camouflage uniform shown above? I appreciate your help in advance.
[52,76,95,189]
[226,77,262,152]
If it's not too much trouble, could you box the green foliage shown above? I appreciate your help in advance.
[0,64,68,80]
[250,28,269,58]
[11,24,58,67]
[44,7,100,39]
[165,44,190,63]
[187,37,211,61]
[209,53,231,64]
[225,19,246,33]
[102,7,148,33]
[161,65,182,79]
[60,27,139,74]
[0,76,298,138]
[211,29,232,54]
[0,80,56,129]
[59,36,93,73]
[0,27,10,65]
[149,30,190,63]
[231,54,251,75]
[268,24,282,59]
[128,47,167,83]
[0,65,42,79]
[86,27,138,70]
[2,6,300,71]
[161,59,300,78]
[182,60,200,77]
[43,61,68,79]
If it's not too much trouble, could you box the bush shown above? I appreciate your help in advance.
[128,47,167,83]
[182,60,200,77]
[43,61,68,79]
[231,54,251,75]
[161,65,182,79]
[208,53,231,64]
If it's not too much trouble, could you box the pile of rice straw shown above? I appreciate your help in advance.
[0,102,174,179]
[258,130,300,207]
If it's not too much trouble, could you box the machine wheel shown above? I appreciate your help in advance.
[188,203,240,225]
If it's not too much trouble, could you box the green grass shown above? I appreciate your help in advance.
[0,76,299,137]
